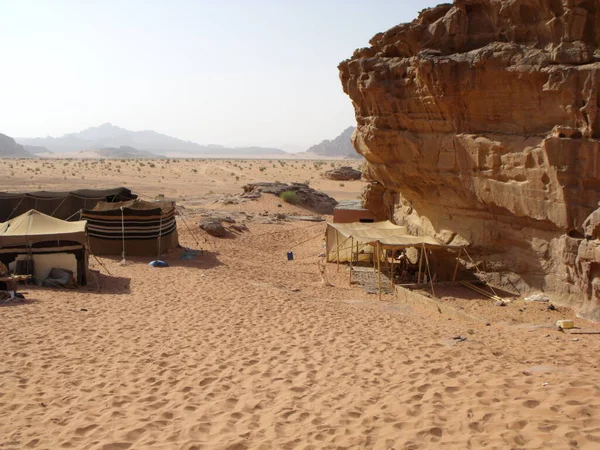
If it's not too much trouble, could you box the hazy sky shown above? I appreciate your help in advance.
[1,0,439,151]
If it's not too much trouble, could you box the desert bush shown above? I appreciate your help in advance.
[280,190,298,204]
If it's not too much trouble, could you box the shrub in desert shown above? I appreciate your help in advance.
[280,190,298,204]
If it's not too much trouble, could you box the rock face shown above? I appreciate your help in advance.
[243,182,338,214]
[339,0,600,319]
[324,166,362,181]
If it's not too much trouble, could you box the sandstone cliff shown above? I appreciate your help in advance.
[339,0,600,319]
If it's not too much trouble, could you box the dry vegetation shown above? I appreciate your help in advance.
[0,158,364,205]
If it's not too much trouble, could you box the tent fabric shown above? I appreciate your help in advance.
[326,221,465,263]
[81,199,179,257]
[0,210,89,285]
[0,187,137,222]
[0,210,87,248]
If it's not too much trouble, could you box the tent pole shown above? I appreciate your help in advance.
[417,245,424,284]
[335,230,340,272]
[390,249,394,287]
[373,244,377,272]
[423,245,436,298]
[452,248,462,282]
[349,237,354,285]
[377,241,382,300]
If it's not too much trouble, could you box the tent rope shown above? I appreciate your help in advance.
[175,207,201,248]
[462,247,499,298]
[6,196,25,221]
[288,231,324,251]
[50,196,68,217]
[65,209,83,221]
[120,206,126,262]
[157,214,163,260]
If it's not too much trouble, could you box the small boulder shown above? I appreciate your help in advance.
[199,219,227,237]
[324,166,361,181]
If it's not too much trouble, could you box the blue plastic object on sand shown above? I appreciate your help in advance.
[149,260,169,268]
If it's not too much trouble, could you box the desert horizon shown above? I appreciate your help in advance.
[3,0,600,449]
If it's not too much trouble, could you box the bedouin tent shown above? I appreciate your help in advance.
[0,210,89,285]
[0,187,137,222]
[81,199,178,257]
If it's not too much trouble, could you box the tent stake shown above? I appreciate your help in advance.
[452,248,462,282]
[377,241,382,300]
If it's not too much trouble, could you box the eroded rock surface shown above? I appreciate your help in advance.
[339,0,600,319]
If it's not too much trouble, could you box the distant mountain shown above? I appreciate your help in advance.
[17,123,288,158]
[0,133,33,158]
[305,126,360,158]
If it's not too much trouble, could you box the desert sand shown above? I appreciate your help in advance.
[2,159,600,450]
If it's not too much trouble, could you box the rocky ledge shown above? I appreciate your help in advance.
[243,182,338,214]
[339,0,600,319]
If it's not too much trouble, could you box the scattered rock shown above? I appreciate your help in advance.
[324,166,361,181]
[495,300,507,307]
[230,224,249,233]
[199,219,227,237]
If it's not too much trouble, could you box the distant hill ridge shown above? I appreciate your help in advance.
[16,123,288,157]
[305,126,360,158]
[0,133,33,158]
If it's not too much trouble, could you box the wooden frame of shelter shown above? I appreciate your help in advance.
[325,221,467,300]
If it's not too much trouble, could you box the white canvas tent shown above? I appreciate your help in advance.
[326,221,468,299]
[326,221,465,262]
[326,221,411,263]
[0,210,89,285]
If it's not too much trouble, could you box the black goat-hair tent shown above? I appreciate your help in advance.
[81,199,179,257]
[0,187,137,222]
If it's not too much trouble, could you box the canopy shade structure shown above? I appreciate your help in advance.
[82,199,178,257]
[0,210,89,285]
[0,209,87,248]
[0,187,137,222]
[326,221,466,263]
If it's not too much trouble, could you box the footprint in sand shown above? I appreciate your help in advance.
[199,377,217,386]
[523,399,540,408]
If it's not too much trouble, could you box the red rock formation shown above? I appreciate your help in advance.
[339,0,600,319]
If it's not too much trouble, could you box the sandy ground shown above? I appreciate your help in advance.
[2,161,600,449]
[0,158,364,204]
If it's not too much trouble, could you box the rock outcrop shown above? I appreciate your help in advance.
[339,0,600,319]
[323,166,362,181]
[243,182,338,214]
